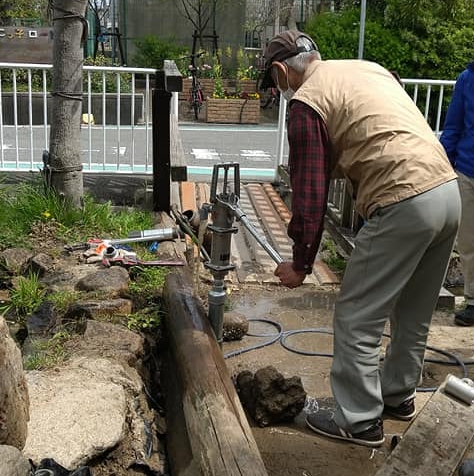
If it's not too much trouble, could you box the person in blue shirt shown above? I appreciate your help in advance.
[440,62,474,326]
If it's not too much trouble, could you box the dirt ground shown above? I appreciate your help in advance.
[221,283,474,476]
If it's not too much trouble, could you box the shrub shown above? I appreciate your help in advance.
[132,35,188,70]
[83,54,132,93]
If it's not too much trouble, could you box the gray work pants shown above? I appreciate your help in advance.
[331,180,461,433]
[456,171,474,305]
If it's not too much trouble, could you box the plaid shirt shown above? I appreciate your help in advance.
[287,100,330,273]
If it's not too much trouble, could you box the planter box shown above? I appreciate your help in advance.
[0,92,144,125]
[179,78,258,101]
[206,97,260,124]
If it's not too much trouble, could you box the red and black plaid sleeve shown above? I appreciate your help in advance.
[287,100,330,274]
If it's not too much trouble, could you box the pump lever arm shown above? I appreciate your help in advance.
[231,202,283,265]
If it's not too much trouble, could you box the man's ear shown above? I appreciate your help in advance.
[271,61,286,86]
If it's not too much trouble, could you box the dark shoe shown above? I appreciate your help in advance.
[306,409,385,447]
[455,305,474,326]
[384,397,416,421]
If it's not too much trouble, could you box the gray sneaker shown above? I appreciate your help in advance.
[306,409,385,447]
[455,305,474,326]
[383,397,416,421]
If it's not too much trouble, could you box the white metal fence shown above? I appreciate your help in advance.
[0,62,160,173]
[0,61,456,179]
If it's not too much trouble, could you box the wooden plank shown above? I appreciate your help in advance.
[260,183,340,285]
[375,374,474,476]
[170,115,187,182]
[162,271,269,476]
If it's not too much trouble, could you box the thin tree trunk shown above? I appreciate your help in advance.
[49,0,87,208]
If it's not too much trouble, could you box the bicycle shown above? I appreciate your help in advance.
[179,51,206,120]
[260,87,280,110]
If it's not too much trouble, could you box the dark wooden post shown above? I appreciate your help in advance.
[152,61,183,212]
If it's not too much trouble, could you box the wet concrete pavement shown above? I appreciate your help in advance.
[220,283,470,476]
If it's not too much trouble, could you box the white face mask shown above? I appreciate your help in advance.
[281,87,295,102]
[276,64,295,102]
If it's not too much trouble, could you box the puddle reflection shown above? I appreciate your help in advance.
[278,292,338,311]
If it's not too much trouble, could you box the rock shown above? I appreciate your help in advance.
[23,355,157,471]
[0,316,30,449]
[236,366,307,427]
[0,248,34,275]
[446,253,464,288]
[0,445,31,476]
[41,264,101,293]
[27,252,55,277]
[75,266,130,296]
[23,319,165,474]
[26,300,58,337]
[223,311,249,341]
[63,298,133,323]
[70,320,145,368]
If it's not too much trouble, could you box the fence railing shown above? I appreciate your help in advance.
[0,62,161,173]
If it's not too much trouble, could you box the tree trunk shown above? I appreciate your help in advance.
[49,0,87,208]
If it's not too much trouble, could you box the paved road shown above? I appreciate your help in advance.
[0,123,289,179]
[180,122,288,170]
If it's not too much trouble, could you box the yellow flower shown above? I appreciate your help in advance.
[42,211,51,219]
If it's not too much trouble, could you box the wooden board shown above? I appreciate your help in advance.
[375,374,474,476]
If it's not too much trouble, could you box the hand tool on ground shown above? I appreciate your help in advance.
[64,227,181,252]
[444,374,474,405]
[102,254,185,267]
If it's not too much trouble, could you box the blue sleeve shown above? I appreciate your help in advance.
[440,72,467,165]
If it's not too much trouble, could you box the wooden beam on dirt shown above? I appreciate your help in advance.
[375,374,474,476]
[162,270,269,476]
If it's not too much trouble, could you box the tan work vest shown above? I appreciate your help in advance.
[293,60,456,218]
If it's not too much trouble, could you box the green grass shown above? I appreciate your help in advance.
[23,331,70,370]
[0,176,167,339]
[129,266,169,301]
[320,236,347,274]
[0,272,46,323]
[126,309,163,331]
[0,175,155,249]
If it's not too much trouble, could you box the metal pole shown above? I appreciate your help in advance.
[358,0,366,59]
[112,0,116,64]
[275,96,287,181]
[274,0,280,36]
[300,0,304,28]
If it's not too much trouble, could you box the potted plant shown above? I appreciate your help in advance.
[206,63,260,124]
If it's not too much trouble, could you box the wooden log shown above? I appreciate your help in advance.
[162,270,269,476]
[375,374,474,476]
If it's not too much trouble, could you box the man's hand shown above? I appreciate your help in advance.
[274,261,307,288]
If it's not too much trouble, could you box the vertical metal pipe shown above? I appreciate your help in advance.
[275,96,287,181]
[116,72,121,168]
[358,0,366,59]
